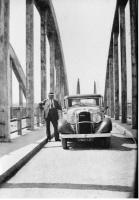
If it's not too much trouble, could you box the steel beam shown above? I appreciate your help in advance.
[55,40,61,102]
[10,59,13,109]
[19,83,23,107]
[129,0,138,129]
[107,64,111,116]
[0,0,10,142]
[60,66,65,107]
[104,61,109,108]
[119,5,127,123]
[113,32,119,120]
[9,44,26,98]
[40,10,47,101]
[49,33,55,93]
[26,0,34,130]
[109,55,114,118]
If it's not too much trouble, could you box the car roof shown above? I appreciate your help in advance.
[64,94,102,99]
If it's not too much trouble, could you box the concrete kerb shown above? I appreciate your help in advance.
[0,137,48,185]
[112,120,138,143]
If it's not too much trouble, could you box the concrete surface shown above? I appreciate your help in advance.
[0,131,137,198]
[0,126,47,184]
[0,120,137,190]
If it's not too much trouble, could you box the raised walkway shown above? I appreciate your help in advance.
[112,118,138,142]
[0,120,137,185]
[0,125,47,184]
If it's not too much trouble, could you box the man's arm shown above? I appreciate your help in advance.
[55,100,62,110]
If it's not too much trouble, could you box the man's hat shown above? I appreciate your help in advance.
[49,92,54,96]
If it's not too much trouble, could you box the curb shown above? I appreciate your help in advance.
[0,138,48,185]
[112,122,137,143]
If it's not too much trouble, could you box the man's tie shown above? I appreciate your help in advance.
[50,100,54,108]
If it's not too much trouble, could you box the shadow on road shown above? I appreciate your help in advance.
[0,182,132,193]
[41,136,137,151]
[62,136,137,151]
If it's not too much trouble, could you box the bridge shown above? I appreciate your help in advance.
[0,0,138,198]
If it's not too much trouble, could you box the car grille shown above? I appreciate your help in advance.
[78,111,92,134]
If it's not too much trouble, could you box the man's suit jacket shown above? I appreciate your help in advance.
[44,99,62,120]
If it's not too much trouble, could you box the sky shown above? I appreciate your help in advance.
[10,0,131,104]
[52,0,116,95]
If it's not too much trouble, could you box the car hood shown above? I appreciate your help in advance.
[67,106,100,115]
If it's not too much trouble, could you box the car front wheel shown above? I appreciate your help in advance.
[103,137,111,148]
[62,138,68,149]
[96,137,111,148]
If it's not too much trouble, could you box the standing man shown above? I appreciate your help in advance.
[43,92,62,141]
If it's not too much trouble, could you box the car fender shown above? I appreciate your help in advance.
[58,119,74,134]
[96,117,112,133]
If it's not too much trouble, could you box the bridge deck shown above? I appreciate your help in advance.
[0,121,137,185]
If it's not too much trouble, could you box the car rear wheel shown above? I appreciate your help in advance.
[62,138,68,149]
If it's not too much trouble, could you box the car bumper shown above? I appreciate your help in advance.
[61,133,111,139]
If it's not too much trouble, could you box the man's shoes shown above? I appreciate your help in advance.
[47,137,51,141]
[55,138,61,141]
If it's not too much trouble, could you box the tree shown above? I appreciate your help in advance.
[94,81,97,94]
[76,78,80,94]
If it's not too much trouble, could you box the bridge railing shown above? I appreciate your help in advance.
[10,106,41,136]
[119,103,132,122]
[107,103,132,120]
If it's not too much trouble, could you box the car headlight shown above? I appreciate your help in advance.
[67,113,76,124]
[92,113,102,123]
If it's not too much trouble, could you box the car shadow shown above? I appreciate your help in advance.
[67,136,137,151]
[0,182,132,194]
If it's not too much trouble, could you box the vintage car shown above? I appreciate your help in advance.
[58,94,112,149]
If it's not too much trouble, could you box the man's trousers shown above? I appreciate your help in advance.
[45,117,59,141]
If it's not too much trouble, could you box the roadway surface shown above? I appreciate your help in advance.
[0,127,137,198]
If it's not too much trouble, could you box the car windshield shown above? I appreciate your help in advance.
[68,98,100,107]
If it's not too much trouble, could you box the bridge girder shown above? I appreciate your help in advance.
[9,44,26,98]
[35,0,69,96]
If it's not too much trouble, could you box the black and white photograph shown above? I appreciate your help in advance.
[0,0,138,198]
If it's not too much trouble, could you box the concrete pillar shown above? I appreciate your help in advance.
[55,66,60,101]
[49,33,55,93]
[113,32,119,120]
[26,0,34,130]
[63,65,69,96]
[55,44,61,102]
[119,5,127,123]
[0,0,10,142]
[63,73,69,97]
[107,63,111,116]
[104,62,109,108]
[19,83,23,107]
[40,10,47,101]
[64,77,67,97]
[17,107,22,135]
[10,59,13,118]
[129,0,138,129]
[109,55,114,118]
[60,65,65,108]
[58,57,63,105]
[64,78,68,97]
[19,83,23,135]
[60,60,68,98]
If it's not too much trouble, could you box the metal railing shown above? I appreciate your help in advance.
[106,103,132,120]
[119,103,132,120]
[10,106,41,135]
